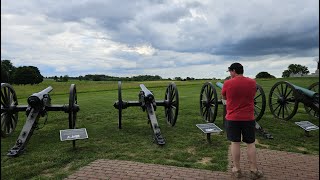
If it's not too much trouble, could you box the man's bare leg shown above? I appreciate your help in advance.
[231,142,241,171]
[247,142,257,171]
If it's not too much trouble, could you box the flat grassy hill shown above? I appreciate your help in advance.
[1,77,319,179]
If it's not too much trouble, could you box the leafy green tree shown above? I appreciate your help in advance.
[1,65,9,83]
[255,72,276,79]
[62,75,69,82]
[282,64,309,77]
[28,66,43,84]
[1,60,16,83]
[54,76,58,82]
[13,66,43,85]
[282,70,291,78]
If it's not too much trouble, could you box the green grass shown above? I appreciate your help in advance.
[1,77,319,179]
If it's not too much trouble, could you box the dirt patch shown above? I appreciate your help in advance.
[296,147,307,152]
[197,157,212,165]
[41,169,54,178]
[63,162,73,171]
[187,147,196,155]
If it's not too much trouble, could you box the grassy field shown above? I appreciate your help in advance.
[1,77,319,179]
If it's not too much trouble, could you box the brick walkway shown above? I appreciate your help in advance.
[65,147,319,180]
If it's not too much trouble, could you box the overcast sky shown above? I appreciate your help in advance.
[1,0,319,79]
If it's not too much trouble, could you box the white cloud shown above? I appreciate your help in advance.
[1,0,319,78]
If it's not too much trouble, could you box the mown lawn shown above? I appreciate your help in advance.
[1,77,319,179]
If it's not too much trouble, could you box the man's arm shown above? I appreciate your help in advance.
[221,82,227,100]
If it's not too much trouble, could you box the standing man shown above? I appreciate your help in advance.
[221,62,263,179]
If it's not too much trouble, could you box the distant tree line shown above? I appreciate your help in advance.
[47,74,164,82]
[3,59,310,85]
[1,60,43,85]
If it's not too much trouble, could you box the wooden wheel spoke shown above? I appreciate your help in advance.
[171,91,176,101]
[277,105,283,118]
[254,105,262,110]
[255,93,262,100]
[283,84,288,98]
[276,86,282,96]
[202,107,208,116]
[274,103,281,112]
[314,111,318,117]
[284,105,290,116]
[1,91,9,106]
[280,83,284,96]
[254,108,258,116]
[285,89,293,99]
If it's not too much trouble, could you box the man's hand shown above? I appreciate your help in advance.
[221,95,227,105]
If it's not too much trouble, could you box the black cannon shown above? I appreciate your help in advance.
[113,81,179,145]
[269,81,319,120]
[0,83,79,157]
[199,81,272,139]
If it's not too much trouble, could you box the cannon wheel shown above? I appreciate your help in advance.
[164,82,179,126]
[269,81,298,120]
[69,84,77,148]
[304,82,319,118]
[1,83,19,138]
[118,81,123,129]
[254,84,266,121]
[200,82,218,123]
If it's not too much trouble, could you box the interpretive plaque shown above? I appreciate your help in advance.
[60,128,88,141]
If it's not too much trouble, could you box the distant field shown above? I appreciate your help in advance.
[1,77,319,179]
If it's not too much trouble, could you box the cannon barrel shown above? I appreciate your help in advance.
[27,86,53,108]
[289,82,318,98]
[268,81,319,121]
[139,84,154,100]
[216,82,224,89]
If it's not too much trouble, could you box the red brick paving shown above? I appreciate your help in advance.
[65,147,319,180]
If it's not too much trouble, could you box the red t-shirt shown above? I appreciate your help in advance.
[221,76,256,121]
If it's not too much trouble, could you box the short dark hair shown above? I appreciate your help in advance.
[228,62,244,74]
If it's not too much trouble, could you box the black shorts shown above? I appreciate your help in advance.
[224,120,255,143]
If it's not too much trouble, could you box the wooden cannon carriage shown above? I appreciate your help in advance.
[1,83,79,157]
[269,81,319,120]
[113,82,179,145]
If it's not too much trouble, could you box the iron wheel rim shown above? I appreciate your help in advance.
[254,84,266,121]
[164,82,179,126]
[200,82,218,123]
[304,82,319,118]
[269,81,298,120]
[1,83,18,138]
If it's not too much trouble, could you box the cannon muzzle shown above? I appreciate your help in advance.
[27,86,53,108]
[139,84,154,101]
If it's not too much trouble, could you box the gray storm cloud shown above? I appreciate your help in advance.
[1,0,319,78]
